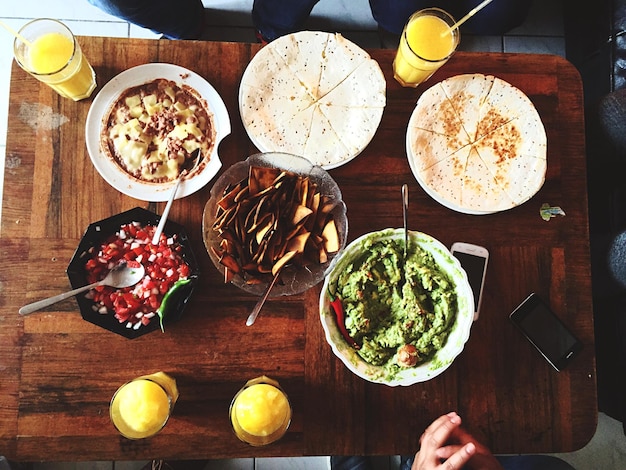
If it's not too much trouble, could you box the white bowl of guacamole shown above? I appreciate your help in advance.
[319,228,474,386]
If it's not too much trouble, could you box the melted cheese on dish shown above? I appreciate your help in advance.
[102,78,215,183]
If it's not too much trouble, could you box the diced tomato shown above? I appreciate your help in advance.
[83,221,190,329]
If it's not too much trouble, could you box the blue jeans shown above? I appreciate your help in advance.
[253,0,533,40]
[330,455,576,470]
[87,0,205,39]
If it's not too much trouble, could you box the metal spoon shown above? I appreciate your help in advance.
[19,261,146,315]
[402,183,409,261]
[246,270,281,326]
[151,148,202,245]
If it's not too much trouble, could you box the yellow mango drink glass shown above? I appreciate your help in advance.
[393,8,459,87]
[230,376,292,446]
[13,18,96,101]
[110,371,179,439]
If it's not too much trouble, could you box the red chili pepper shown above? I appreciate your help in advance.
[329,291,360,350]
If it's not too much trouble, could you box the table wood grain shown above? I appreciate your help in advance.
[0,37,596,462]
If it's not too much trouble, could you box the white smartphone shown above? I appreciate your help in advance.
[451,242,489,320]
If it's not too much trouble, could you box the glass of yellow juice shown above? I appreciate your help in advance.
[110,371,179,439]
[13,18,96,101]
[230,376,292,446]
[393,8,460,88]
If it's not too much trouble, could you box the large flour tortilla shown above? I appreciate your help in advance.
[407,74,547,213]
[239,31,386,169]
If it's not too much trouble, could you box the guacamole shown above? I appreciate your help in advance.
[331,236,458,376]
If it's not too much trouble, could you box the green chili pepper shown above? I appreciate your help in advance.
[157,279,191,332]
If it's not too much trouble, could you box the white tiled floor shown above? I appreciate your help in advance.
[3,1,624,469]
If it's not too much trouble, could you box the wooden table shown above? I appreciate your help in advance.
[0,37,596,462]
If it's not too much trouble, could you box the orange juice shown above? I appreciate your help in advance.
[230,376,291,446]
[393,9,459,87]
[14,19,96,101]
[28,32,74,73]
[110,371,178,439]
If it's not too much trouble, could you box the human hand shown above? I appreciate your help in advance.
[411,412,476,470]
[437,425,503,470]
[411,412,503,470]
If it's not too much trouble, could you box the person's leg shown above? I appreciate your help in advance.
[400,454,414,470]
[368,0,428,35]
[368,0,532,36]
[252,0,320,41]
[497,455,576,470]
[330,456,373,470]
[87,0,205,39]
[456,0,533,35]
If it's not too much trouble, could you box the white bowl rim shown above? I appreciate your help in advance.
[319,228,474,386]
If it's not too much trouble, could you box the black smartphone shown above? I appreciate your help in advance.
[509,293,583,371]
[451,242,489,320]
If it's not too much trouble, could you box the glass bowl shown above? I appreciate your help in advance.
[202,152,348,297]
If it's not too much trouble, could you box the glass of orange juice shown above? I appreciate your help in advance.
[393,8,460,88]
[13,18,96,101]
[110,371,179,439]
[230,375,292,446]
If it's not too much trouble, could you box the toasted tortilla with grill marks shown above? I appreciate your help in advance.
[407,74,547,213]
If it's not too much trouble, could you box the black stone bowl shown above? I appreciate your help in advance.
[66,207,199,339]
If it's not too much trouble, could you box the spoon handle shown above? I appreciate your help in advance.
[152,177,183,245]
[402,184,409,258]
[19,280,101,315]
[246,271,281,326]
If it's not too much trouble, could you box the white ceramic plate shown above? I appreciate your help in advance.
[85,63,231,201]
[238,31,385,171]
[320,228,474,386]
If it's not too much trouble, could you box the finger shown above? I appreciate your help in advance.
[450,426,474,445]
[435,444,464,461]
[420,412,462,450]
[450,427,493,455]
[440,442,476,469]
[420,412,460,444]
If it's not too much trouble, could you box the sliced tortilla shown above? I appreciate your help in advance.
[475,77,535,140]
[239,31,386,168]
[461,146,515,211]
[303,105,351,167]
[268,31,328,99]
[318,33,370,97]
[418,145,471,208]
[255,105,316,158]
[408,127,469,172]
[239,82,313,154]
[440,74,495,141]
[317,59,386,108]
[473,119,546,205]
[406,73,547,213]
[411,83,471,144]
[319,103,382,156]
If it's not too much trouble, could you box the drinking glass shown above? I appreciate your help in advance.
[110,371,178,439]
[393,8,460,87]
[229,375,292,446]
[13,18,97,100]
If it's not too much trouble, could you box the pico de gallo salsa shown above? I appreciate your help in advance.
[84,221,190,330]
